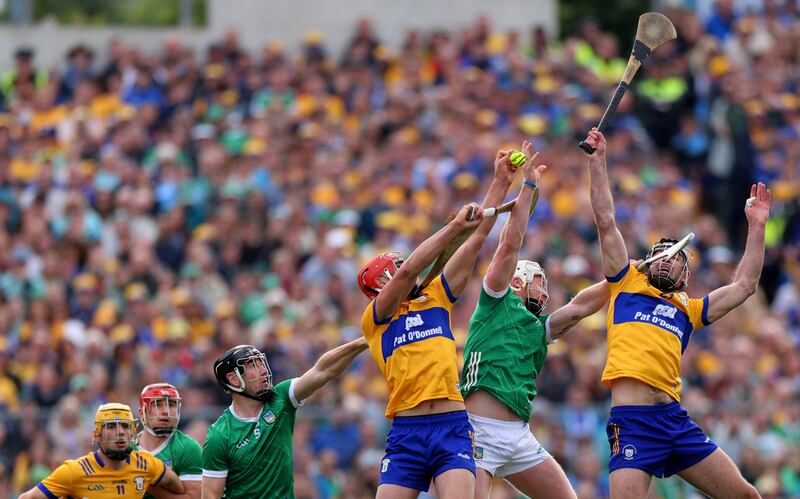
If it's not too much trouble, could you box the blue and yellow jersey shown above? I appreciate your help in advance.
[36,449,166,498]
[361,274,462,417]
[602,263,709,401]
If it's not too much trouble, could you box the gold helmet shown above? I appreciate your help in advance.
[94,403,135,461]
[94,402,136,434]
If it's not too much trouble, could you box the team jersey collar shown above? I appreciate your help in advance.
[136,431,174,456]
[229,403,262,423]
[94,449,132,467]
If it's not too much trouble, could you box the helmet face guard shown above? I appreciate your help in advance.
[358,252,405,299]
[645,239,689,292]
[94,403,135,461]
[139,383,182,437]
[214,345,273,402]
[511,260,549,315]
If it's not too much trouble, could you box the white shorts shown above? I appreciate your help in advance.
[468,413,551,478]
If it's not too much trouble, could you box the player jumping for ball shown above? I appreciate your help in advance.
[583,128,768,498]
[358,148,518,498]
[461,140,609,499]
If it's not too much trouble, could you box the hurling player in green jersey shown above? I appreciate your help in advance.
[202,340,368,499]
[460,140,609,499]
[136,383,202,499]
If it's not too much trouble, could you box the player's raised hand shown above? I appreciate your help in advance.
[521,140,546,185]
[745,182,771,227]
[452,202,484,230]
[583,128,607,157]
[493,149,516,184]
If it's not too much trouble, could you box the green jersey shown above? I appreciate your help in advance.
[202,379,300,499]
[460,283,550,422]
[137,430,202,499]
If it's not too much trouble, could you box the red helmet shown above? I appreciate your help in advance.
[358,252,404,299]
[139,383,181,436]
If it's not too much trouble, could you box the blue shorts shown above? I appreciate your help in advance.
[379,410,476,491]
[607,402,717,478]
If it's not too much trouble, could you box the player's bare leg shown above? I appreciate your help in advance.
[375,483,421,499]
[610,468,652,499]
[473,468,493,499]
[676,449,760,498]
[434,468,475,499]
[505,457,577,499]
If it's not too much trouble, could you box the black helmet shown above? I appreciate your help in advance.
[213,345,273,401]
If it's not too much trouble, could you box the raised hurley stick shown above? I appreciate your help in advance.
[579,12,677,154]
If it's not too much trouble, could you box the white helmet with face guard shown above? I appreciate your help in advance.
[511,260,549,315]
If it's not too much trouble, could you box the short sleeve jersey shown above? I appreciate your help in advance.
[602,263,709,400]
[361,274,462,417]
[138,430,202,499]
[460,282,550,422]
[202,379,301,499]
[37,450,165,498]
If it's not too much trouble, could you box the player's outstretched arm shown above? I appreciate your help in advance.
[374,205,481,319]
[293,337,369,403]
[485,142,546,292]
[202,476,226,499]
[584,128,629,277]
[443,149,516,296]
[547,280,610,342]
[705,183,771,324]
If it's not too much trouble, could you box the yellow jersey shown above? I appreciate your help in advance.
[37,450,166,498]
[602,263,709,401]
[361,274,462,417]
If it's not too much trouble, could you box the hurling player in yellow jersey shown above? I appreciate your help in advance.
[359,149,517,498]
[583,128,769,499]
[19,402,184,499]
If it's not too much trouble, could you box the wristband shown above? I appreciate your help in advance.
[523,179,537,190]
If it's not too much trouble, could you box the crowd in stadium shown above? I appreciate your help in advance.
[0,0,798,496]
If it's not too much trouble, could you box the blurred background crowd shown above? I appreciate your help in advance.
[0,0,798,497]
